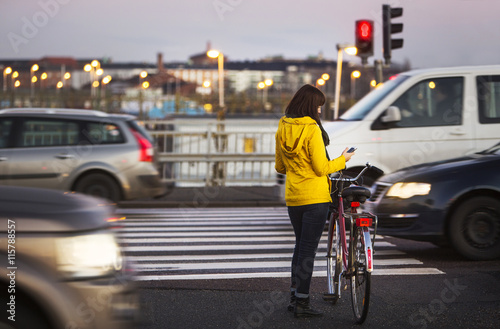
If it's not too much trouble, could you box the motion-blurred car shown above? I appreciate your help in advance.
[0,186,139,329]
[0,108,165,202]
[366,142,500,260]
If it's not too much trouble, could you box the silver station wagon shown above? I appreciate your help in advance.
[0,108,165,202]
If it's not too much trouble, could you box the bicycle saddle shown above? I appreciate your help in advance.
[342,186,371,203]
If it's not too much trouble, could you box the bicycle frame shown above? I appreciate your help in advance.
[326,163,379,297]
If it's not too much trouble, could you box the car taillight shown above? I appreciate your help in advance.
[130,129,153,162]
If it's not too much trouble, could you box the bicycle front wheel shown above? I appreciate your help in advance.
[350,226,371,323]
[326,215,342,304]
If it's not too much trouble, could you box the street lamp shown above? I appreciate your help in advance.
[30,64,39,100]
[351,70,361,100]
[3,67,12,92]
[333,44,357,120]
[11,71,19,90]
[41,72,48,89]
[258,79,273,107]
[207,49,225,108]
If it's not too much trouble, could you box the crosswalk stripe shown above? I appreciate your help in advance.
[124,249,405,262]
[133,268,445,281]
[131,258,422,271]
[121,241,396,252]
[115,207,445,280]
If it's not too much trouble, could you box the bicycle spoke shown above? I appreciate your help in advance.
[350,227,371,324]
[325,216,342,304]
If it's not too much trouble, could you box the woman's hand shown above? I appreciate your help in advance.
[341,147,355,162]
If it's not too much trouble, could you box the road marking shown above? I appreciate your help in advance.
[121,241,396,252]
[116,207,446,281]
[134,268,444,281]
[124,250,405,262]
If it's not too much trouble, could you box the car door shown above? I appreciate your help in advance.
[372,76,475,171]
[6,118,84,190]
[475,74,500,150]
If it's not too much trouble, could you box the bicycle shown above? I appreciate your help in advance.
[323,163,383,324]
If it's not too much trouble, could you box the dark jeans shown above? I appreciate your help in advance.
[288,202,330,298]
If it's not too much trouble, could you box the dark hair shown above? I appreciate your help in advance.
[285,84,325,122]
[285,84,330,146]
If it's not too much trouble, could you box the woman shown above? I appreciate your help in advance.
[275,84,354,318]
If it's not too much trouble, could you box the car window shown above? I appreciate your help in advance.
[389,77,464,127]
[0,119,13,148]
[127,120,153,142]
[20,119,80,147]
[477,75,500,124]
[84,122,125,144]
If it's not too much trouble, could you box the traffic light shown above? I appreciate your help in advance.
[355,19,374,65]
[383,4,404,65]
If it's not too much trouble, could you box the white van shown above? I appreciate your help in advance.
[324,65,500,183]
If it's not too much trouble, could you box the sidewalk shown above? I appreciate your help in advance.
[118,185,285,208]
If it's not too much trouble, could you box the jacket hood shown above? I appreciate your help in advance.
[278,116,317,157]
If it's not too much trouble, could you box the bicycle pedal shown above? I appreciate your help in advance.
[322,293,337,301]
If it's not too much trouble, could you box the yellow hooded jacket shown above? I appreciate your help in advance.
[275,116,346,206]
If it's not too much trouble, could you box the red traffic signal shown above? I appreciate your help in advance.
[355,20,374,64]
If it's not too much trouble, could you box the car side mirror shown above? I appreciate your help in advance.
[381,106,402,123]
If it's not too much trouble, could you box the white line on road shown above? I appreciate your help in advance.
[131,258,422,271]
[133,267,445,281]
[124,250,404,262]
[121,241,395,252]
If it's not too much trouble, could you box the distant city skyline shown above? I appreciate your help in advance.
[1,0,499,69]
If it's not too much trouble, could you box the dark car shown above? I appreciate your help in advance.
[366,142,500,260]
[0,186,139,329]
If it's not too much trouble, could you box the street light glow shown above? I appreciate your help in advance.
[345,47,358,55]
[31,64,39,72]
[84,64,92,72]
[352,71,361,78]
[140,71,148,79]
[264,79,273,86]
[317,78,325,86]
[321,73,330,81]
[257,82,265,89]
[207,50,220,58]
[142,81,149,89]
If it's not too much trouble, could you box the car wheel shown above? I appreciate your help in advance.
[449,196,500,261]
[75,173,121,202]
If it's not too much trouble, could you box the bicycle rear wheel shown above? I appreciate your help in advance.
[350,226,371,323]
[325,215,342,304]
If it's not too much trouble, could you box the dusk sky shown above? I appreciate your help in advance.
[1,0,499,69]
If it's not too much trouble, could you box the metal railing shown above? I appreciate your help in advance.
[145,118,280,186]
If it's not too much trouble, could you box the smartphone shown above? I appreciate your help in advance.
[347,147,357,153]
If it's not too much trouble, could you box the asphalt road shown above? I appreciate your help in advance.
[136,238,500,329]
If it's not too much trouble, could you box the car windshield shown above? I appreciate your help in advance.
[340,74,409,121]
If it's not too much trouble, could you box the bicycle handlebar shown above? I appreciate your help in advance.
[329,162,384,183]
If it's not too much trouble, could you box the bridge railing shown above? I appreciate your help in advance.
[145,118,280,186]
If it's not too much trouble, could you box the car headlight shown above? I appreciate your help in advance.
[385,182,431,199]
[56,232,123,279]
